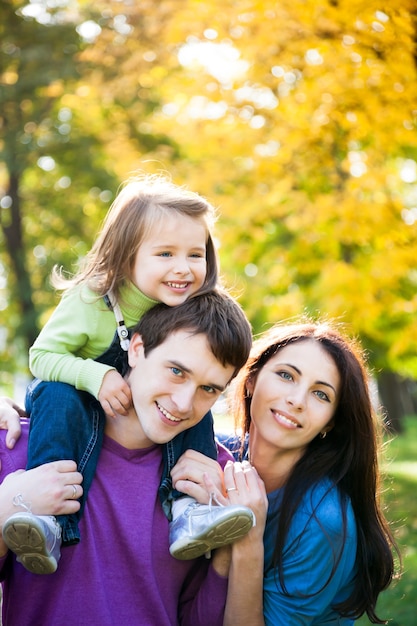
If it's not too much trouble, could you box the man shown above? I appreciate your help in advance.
[0,290,252,625]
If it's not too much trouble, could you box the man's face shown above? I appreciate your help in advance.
[126,330,235,448]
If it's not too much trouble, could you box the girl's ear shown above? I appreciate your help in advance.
[128,333,145,367]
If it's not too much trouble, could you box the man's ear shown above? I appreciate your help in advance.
[128,333,145,368]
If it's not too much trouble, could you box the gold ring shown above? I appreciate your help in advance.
[71,484,78,499]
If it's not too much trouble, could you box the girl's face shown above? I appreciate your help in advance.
[132,213,208,306]
[248,339,341,459]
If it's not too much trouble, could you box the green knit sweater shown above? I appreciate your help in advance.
[29,283,157,399]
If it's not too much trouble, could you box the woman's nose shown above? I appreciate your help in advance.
[286,388,306,410]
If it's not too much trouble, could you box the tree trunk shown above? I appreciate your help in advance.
[376,371,414,434]
[1,172,39,352]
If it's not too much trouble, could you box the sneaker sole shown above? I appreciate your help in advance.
[3,515,59,575]
[170,510,254,560]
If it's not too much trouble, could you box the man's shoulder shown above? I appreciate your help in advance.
[216,432,246,462]
[215,439,235,468]
[0,418,29,478]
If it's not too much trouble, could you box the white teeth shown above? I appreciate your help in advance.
[167,282,188,289]
[157,403,180,422]
[276,412,299,427]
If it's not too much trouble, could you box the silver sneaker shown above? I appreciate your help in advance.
[169,498,255,560]
[3,512,62,575]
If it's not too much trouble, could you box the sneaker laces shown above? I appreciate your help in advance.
[12,493,32,513]
[208,492,222,510]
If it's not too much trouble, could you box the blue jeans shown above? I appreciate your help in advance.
[25,330,217,543]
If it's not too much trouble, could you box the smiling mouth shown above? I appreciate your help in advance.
[166,282,190,289]
[273,410,301,428]
[157,402,181,422]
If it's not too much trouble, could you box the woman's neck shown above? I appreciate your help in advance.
[248,428,303,494]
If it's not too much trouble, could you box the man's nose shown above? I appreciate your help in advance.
[172,384,195,414]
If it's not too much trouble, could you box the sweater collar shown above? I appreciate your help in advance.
[119,282,158,324]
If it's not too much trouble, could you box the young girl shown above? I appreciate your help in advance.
[2,174,254,574]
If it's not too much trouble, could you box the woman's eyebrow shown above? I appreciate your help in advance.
[281,362,337,394]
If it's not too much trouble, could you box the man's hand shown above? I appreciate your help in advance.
[0,397,25,449]
[98,370,132,418]
[0,460,83,520]
[170,449,225,504]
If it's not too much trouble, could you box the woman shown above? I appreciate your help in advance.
[217,321,399,625]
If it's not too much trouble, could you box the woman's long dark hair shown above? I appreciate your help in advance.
[231,321,400,624]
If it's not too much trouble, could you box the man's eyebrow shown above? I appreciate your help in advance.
[169,360,225,392]
[282,362,337,394]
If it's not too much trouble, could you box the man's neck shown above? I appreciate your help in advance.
[104,408,156,450]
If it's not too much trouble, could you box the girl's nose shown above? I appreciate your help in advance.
[173,256,191,275]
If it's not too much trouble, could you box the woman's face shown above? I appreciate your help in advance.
[248,339,341,457]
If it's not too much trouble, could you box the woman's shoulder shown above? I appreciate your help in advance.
[300,480,356,537]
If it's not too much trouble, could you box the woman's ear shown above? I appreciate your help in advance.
[128,333,145,368]
[324,419,335,435]
[246,376,254,397]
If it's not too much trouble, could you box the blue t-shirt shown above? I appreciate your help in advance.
[217,433,357,625]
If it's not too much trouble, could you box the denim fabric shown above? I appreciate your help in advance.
[26,379,105,545]
[25,329,127,545]
[26,326,218,536]
[159,411,216,520]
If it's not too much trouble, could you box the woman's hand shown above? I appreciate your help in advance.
[221,461,268,626]
[170,449,225,504]
[0,397,25,449]
[223,460,268,531]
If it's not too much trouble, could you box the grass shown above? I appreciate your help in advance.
[214,412,417,626]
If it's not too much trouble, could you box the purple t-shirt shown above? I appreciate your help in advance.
[0,419,231,625]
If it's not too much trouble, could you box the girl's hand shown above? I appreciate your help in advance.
[170,449,225,504]
[98,370,132,418]
[0,397,25,449]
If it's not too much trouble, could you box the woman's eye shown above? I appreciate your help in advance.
[277,370,292,381]
[314,390,330,402]
[159,251,171,257]
[171,367,183,377]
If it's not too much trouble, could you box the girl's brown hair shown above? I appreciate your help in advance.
[53,174,219,303]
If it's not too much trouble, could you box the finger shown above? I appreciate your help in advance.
[5,425,20,449]
[203,472,228,505]
[174,479,211,504]
[103,401,116,419]
[67,483,83,500]
[53,460,78,473]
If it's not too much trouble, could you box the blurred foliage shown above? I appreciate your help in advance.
[357,416,417,625]
[1,0,417,395]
